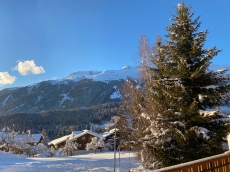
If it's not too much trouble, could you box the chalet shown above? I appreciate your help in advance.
[27,134,44,145]
[48,135,71,149]
[74,130,102,150]
[103,128,134,151]
[0,132,44,153]
[48,130,102,150]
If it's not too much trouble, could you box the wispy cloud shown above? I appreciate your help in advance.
[14,60,45,75]
[0,72,16,86]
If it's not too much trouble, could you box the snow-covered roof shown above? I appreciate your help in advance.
[109,128,119,134]
[74,130,102,139]
[48,135,70,146]
[48,130,102,146]
[102,128,119,138]
[0,132,42,144]
[72,131,82,135]
[102,132,112,138]
[32,134,43,142]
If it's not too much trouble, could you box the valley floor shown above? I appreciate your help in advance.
[0,150,142,172]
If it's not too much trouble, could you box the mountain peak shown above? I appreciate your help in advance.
[122,65,131,70]
[63,66,138,83]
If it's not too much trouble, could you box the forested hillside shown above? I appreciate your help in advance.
[0,102,120,139]
[0,79,123,115]
[0,66,138,139]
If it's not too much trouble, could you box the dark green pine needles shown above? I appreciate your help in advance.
[127,2,230,169]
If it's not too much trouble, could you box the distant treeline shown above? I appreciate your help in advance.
[0,102,120,139]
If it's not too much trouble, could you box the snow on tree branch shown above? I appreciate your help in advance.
[169,121,185,128]
[196,127,210,140]
[199,109,218,117]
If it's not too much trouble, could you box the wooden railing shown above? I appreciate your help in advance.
[152,152,230,172]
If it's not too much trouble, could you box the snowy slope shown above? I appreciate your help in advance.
[9,66,138,91]
[62,65,138,83]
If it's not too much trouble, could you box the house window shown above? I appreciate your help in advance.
[82,136,85,140]
[78,144,81,147]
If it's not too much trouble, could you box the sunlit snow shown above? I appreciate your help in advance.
[0,150,141,172]
[62,66,138,83]
[59,94,73,108]
[2,95,11,106]
[110,86,122,99]
[27,83,40,93]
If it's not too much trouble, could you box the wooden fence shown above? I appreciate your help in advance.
[152,152,230,172]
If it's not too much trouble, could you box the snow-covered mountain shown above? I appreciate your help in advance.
[51,65,138,84]
[0,66,139,115]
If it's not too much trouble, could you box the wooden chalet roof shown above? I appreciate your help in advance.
[32,134,43,142]
[48,135,70,146]
[74,130,102,139]
[102,128,119,138]
[48,130,102,146]
[0,132,42,143]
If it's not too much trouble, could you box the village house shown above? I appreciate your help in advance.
[102,128,120,150]
[27,134,44,145]
[48,135,70,149]
[102,128,132,151]
[48,130,102,150]
[74,130,102,150]
[0,132,44,153]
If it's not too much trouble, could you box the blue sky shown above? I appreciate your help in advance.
[0,0,229,90]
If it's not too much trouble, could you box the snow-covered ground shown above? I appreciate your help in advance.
[0,150,142,172]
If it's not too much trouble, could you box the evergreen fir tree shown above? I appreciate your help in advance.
[116,104,142,168]
[151,3,230,166]
[125,3,230,169]
[41,129,50,147]
[116,105,131,148]
[116,105,128,168]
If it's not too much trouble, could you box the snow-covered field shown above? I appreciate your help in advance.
[0,150,141,172]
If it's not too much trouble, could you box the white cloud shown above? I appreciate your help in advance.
[0,72,16,86]
[14,60,45,75]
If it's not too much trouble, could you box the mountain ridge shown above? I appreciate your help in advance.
[50,65,138,84]
[0,66,139,115]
